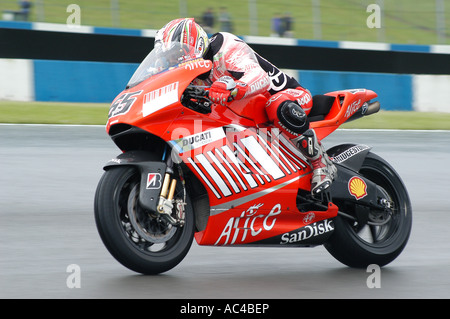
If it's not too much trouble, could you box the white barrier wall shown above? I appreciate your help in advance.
[0,59,34,101]
[1,21,450,111]
[413,75,450,113]
[3,57,450,113]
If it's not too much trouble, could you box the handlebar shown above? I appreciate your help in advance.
[181,86,213,114]
[181,85,239,114]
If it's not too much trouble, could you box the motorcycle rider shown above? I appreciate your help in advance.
[155,18,337,196]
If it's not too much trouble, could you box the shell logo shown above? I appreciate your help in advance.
[348,176,368,200]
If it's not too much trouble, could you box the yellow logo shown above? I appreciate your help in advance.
[348,177,367,200]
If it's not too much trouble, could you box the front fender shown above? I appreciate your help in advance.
[104,150,163,169]
[104,151,167,213]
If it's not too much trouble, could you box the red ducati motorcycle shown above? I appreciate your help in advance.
[94,43,412,274]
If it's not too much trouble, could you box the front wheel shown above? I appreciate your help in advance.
[94,166,194,274]
[324,152,412,268]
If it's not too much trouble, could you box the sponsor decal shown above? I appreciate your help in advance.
[182,131,212,148]
[344,99,362,118]
[268,68,287,92]
[296,92,312,107]
[348,176,368,200]
[214,203,282,245]
[142,82,179,117]
[265,94,282,106]
[249,76,270,94]
[361,102,369,115]
[108,158,122,164]
[330,145,370,163]
[345,89,366,94]
[182,59,212,71]
[303,212,315,224]
[280,219,334,244]
[174,127,226,153]
[146,173,162,189]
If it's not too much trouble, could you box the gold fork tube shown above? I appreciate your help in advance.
[160,173,171,198]
[167,179,177,201]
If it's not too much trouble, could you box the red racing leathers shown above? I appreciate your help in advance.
[195,32,313,138]
[195,32,337,196]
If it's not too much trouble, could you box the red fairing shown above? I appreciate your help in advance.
[183,127,338,246]
[106,49,378,246]
[310,89,378,140]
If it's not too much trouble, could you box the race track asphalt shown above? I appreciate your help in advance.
[1,124,449,299]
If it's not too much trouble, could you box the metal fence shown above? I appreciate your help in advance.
[1,0,449,44]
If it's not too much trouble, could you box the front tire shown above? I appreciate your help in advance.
[94,166,194,274]
[325,152,412,268]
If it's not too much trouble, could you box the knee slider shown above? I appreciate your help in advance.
[277,101,309,136]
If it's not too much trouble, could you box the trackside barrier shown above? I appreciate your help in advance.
[1,21,449,112]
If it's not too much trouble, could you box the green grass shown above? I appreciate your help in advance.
[1,101,450,130]
[0,101,109,125]
[341,110,450,130]
[1,0,449,44]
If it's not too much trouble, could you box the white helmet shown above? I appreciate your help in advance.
[155,18,209,58]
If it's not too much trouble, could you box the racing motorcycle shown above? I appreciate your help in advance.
[94,43,412,274]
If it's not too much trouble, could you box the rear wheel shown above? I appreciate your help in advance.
[324,152,412,268]
[94,166,194,274]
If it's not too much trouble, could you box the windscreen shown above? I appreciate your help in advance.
[127,43,199,88]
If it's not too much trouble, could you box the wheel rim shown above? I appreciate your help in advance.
[128,183,177,244]
[116,172,184,254]
[347,164,405,248]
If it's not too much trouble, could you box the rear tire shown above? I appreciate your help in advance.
[324,152,412,268]
[94,166,194,274]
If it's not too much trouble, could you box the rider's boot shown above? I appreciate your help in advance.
[296,128,337,196]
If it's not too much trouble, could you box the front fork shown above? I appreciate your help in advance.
[157,154,186,226]
[103,149,187,226]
